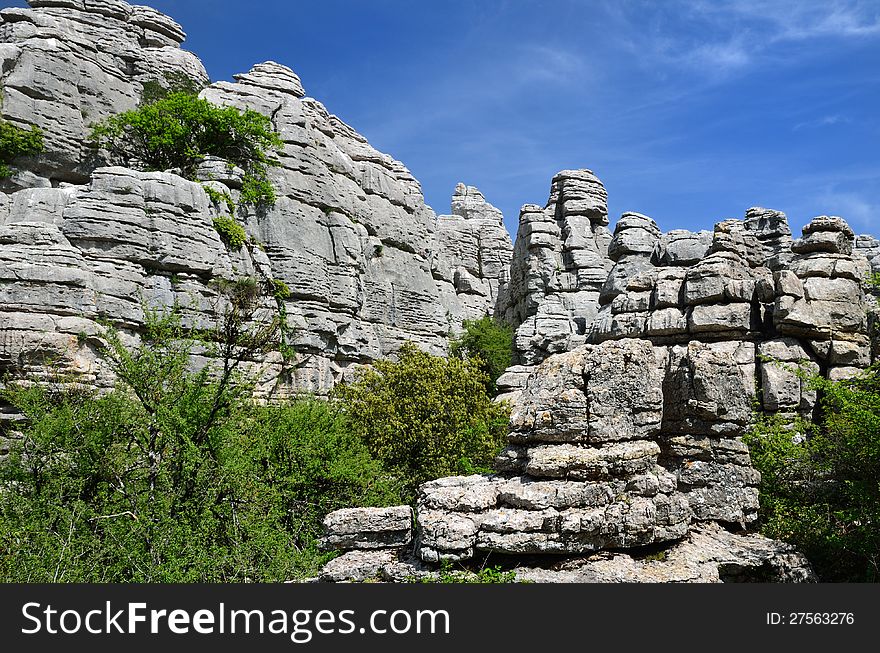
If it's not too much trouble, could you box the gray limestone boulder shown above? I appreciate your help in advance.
[319,506,413,551]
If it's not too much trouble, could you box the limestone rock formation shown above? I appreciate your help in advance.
[0,0,874,583]
[498,170,613,365]
[0,0,513,402]
[433,183,513,323]
[318,174,873,583]
[0,0,208,190]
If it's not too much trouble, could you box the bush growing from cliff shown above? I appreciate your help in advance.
[450,315,513,395]
[745,368,880,582]
[0,306,397,582]
[333,343,510,496]
[89,92,282,207]
[0,119,44,179]
[212,215,248,250]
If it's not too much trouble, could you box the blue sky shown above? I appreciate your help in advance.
[15,0,880,238]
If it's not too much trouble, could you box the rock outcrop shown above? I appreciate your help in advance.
[0,0,208,190]
[317,521,815,583]
[318,175,873,583]
[433,183,513,322]
[0,0,513,404]
[498,170,613,365]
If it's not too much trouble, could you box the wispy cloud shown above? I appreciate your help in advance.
[813,190,879,231]
[717,0,880,41]
[793,114,851,130]
[518,45,587,84]
[618,0,880,78]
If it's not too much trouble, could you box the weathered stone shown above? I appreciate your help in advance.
[496,477,613,510]
[688,303,752,334]
[319,506,413,551]
[513,523,815,583]
[417,475,501,512]
[663,341,756,436]
[655,230,712,266]
[508,339,666,444]
[523,441,660,481]
[318,549,400,583]
[416,510,478,554]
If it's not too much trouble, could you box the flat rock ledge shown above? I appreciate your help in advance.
[312,522,815,583]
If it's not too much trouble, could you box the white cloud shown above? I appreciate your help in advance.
[619,0,880,79]
[813,190,879,231]
[792,114,851,130]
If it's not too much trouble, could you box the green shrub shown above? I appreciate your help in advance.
[238,400,401,547]
[0,119,44,179]
[745,366,880,581]
[333,342,510,497]
[0,308,396,582]
[450,315,513,395]
[90,92,282,207]
[212,215,248,251]
[271,278,292,301]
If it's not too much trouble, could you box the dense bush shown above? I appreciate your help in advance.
[212,215,248,250]
[90,92,282,207]
[333,342,510,496]
[0,307,396,582]
[745,366,880,582]
[449,316,513,395]
[0,119,44,179]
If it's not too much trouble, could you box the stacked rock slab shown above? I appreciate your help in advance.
[324,339,693,566]
[499,170,613,366]
[432,183,514,325]
[584,212,870,523]
[0,0,514,402]
[317,336,818,581]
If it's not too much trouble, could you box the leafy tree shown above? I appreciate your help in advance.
[449,316,513,395]
[89,92,282,207]
[333,343,510,496]
[745,366,880,581]
[0,119,44,179]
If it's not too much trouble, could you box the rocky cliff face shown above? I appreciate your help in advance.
[0,0,513,404]
[0,0,875,582]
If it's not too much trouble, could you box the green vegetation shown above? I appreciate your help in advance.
[0,119,44,179]
[90,92,282,207]
[413,561,519,584]
[212,215,248,251]
[745,367,880,582]
[203,184,236,214]
[449,315,513,395]
[333,342,510,496]
[271,278,292,301]
[0,302,397,581]
[140,72,205,105]
[0,277,511,580]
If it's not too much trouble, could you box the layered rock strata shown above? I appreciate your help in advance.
[0,0,513,404]
[498,170,613,365]
[318,522,815,583]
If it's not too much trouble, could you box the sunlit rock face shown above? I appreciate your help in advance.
[0,0,513,403]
